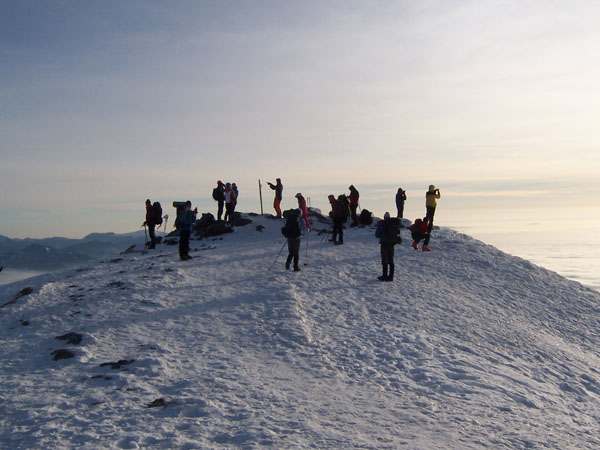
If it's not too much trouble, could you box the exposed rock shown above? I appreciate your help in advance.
[100,359,134,369]
[55,332,83,345]
[52,349,75,360]
[1,287,34,309]
[256,225,265,232]
[147,398,167,408]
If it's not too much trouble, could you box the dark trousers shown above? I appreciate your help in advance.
[412,231,430,246]
[350,205,358,224]
[426,206,436,229]
[332,218,344,243]
[217,201,224,221]
[148,223,156,248]
[179,230,191,259]
[224,203,235,223]
[380,243,395,265]
[286,237,301,269]
[397,204,404,219]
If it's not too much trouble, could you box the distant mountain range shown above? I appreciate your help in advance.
[0,232,146,270]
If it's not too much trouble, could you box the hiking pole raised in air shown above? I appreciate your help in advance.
[268,240,287,271]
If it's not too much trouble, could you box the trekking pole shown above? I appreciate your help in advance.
[143,223,148,247]
[268,240,287,271]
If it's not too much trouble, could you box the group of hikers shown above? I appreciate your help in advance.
[142,180,441,281]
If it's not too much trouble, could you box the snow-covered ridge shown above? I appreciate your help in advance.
[1,213,599,449]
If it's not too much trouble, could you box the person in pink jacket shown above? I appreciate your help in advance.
[295,193,311,231]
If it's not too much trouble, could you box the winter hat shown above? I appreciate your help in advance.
[384,212,390,220]
[145,199,151,205]
[217,180,223,184]
[295,193,302,198]
[226,182,231,189]
[328,195,335,202]
[429,184,435,191]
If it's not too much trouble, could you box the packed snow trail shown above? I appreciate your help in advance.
[1,214,600,449]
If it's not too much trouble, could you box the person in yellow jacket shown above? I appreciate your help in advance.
[425,184,441,230]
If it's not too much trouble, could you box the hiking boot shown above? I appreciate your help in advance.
[412,241,418,250]
[422,245,431,252]
[377,275,388,281]
[378,264,388,281]
[335,241,343,245]
[285,264,290,270]
[293,266,301,272]
[387,264,395,281]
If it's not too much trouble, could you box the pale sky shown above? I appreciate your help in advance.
[1,1,599,238]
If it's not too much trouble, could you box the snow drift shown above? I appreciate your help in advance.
[1,213,599,449]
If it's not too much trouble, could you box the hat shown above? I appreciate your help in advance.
[295,193,302,198]
[384,212,390,220]
[217,180,223,184]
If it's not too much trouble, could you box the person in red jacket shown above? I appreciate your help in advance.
[409,217,431,252]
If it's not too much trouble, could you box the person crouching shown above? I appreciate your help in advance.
[409,217,431,252]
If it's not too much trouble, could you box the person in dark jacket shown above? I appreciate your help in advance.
[282,209,306,271]
[328,194,346,245]
[213,181,225,221]
[348,185,360,226]
[223,182,237,223]
[409,217,431,252]
[174,200,198,260]
[395,188,407,219]
[267,178,283,218]
[375,212,400,281]
[143,199,157,249]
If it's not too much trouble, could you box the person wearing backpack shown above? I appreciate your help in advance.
[375,212,401,281]
[281,209,306,271]
[425,184,441,230]
[328,194,346,245]
[212,181,225,221]
[409,217,431,252]
[232,183,239,206]
[223,182,237,223]
[173,200,198,260]
[396,188,407,219]
[295,193,311,231]
[267,178,283,218]
[348,185,360,226]
[143,199,162,249]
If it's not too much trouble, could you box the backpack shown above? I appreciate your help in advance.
[173,201,186,230]
[359,209,373,225]
[212,187,222,201]
[337,195,350,219]
[281,210,301,238]
[152,202,163,225]
[382,218,401,245]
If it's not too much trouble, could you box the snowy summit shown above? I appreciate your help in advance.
[1,212,600,449]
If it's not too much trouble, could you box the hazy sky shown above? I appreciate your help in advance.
[1,0,599,238]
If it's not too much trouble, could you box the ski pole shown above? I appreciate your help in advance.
[268,240,287,271]
[143,223,148,247]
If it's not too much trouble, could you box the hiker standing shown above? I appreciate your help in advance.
[425,184,441,230]
[328,195,347,245]
[348,185,360,226]
[267,178,283,218]
[375,212,401,281]
[232,183,239,206]
[143,199,162,249]
[396,188,407,219]
[410,217,431,252]
[174,200,198,260]
[295,193,311,231]
[212,181,225,221]
[282,209,306,271]
[224,182,237,223]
